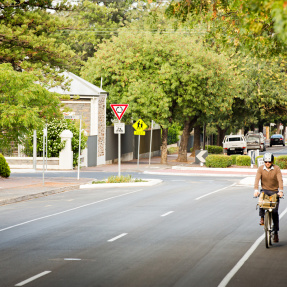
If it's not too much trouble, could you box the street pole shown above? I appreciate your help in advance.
[137,135,140,168]
[33,130,37,170]
[149,120,153,166]
[118,122,121,177]
[77,118,82,180]
[45,125,48,171]
[42,127,47,186]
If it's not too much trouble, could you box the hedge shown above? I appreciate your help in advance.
[275,156,287,169]
[206,145,223,154]
[205,155,232,168]
[0,153,10,178]
[236,155,251,166]
[230,155,240,165]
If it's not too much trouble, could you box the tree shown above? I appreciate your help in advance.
[81,25,237,163]
[0,0,81,86]
[0,63,62,153]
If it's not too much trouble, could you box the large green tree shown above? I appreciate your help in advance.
[0,64,62,153]
[81,27,237,163]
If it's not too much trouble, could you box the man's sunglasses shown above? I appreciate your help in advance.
[264,161,272,163]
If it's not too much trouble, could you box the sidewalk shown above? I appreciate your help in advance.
[1,154,286,206]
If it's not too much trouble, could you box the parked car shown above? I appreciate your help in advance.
[245,132,266,151]
[223,135,247,155]
[270,134,285,147]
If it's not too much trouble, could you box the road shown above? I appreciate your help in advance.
[1,146,287,287]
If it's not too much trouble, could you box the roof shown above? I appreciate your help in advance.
[48,71,107,97]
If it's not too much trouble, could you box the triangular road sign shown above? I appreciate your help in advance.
[110,104,129,121]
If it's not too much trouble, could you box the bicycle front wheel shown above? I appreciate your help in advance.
[264,212,272,248]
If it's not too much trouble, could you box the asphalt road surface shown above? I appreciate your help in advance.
[1,174,287,287]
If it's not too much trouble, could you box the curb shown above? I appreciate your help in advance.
[80,179,163,189]
[0,184,83,206]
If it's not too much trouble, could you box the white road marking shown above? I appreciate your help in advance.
[195,183,236,200]
[64,258,81,261]
[108,233,128,242]
[0,189,143,233]
[15,271,51,286]
[161,211,174,217]
[218,206,287,287]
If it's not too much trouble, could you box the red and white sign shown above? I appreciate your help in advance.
[110,104,128,121]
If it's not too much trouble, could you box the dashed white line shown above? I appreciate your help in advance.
[108,233,128,242]
[64,258,81,261]
[15,271,51,286]
[161,211,174,217]
[195,183,236,200]
[0,189,143,233]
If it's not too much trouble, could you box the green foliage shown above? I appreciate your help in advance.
[236,155,251,166]
[205,155,232,168]
[0,153,10,178]
[230,155,240,165]
[168,124,180,145]
[0,64,62,153]
[25,118,87,167]
[275,156,287,169]
[106,175,145,183]
[167,147,178,154]
[206,145,223,154]
[0,0,81,83]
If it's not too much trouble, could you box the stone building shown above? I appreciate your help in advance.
[49,72,108,166]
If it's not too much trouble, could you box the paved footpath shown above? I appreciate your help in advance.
[1,154,287,206]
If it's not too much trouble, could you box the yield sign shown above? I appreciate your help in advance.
[110,104,129,121]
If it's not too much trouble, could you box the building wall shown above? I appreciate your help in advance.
[62,100,91,135]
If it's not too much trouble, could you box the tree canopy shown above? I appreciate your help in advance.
[0,63,62,153]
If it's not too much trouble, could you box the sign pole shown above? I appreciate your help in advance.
[118,131,121,177]
[149,120,153,166]
[137,135,140,168]
[77,118,82,180]
[42,127,47,186]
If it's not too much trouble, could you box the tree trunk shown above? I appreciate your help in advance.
[193,125,201,156]
[177,120,190,162]
[161,127,168,164]
[216,126,226,146]
[177,117,198,161]
[203,123,206,150]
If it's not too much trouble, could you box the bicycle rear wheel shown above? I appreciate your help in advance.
[264,212,272,248]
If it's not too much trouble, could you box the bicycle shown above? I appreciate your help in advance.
[256,192,280,248]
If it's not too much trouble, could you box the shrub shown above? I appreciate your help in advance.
[205,155,232,168]
[167,147,178,154]
[0,153,11,178]
[275,156,287,169]
[206,145,223,154]
[236,155,251,166]
[167,123,180,145]
[230,155,240,165]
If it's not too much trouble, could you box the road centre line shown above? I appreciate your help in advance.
[108,233,128,242]
[161,211,174,217]
[218,206,287,287]
[195,183,236,200]
[0,189,143,233]
[15,271,51,286]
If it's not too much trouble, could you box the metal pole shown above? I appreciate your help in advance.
[77,119,82,180]
[42,131,45,186]
[118,132,121,177]
[149,120,153,166]
[137,135,140,168]
[45,125,48,171]
[33,130,37,170]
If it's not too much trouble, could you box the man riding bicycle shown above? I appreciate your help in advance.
[254,152,284,243]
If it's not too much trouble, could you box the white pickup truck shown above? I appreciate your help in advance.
[223,135,247,155]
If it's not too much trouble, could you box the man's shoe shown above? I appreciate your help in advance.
[274,233,279,243]
[260,218,264,225]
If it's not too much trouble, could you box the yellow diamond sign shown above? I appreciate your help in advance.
[133,119,148,135]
